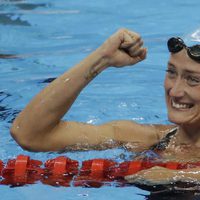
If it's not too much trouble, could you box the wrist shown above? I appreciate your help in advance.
[95,45,112,68]
[84,49,110,81]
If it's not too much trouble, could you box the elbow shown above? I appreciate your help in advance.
[10,118,60,152]
[10,123,39,152]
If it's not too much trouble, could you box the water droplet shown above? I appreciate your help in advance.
[64,78,70,82]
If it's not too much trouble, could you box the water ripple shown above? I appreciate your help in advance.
[0,10,80,15]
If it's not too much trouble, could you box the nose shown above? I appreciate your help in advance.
[168,78,185,98]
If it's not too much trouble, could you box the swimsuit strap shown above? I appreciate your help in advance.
[150,127,178,152]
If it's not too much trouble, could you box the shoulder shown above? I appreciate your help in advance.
[106,120,175,148]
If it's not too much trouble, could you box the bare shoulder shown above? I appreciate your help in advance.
[105,120,176,148]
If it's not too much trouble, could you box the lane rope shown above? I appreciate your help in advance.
[0,155,199,187]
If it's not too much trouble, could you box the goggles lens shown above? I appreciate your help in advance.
[187,45,200,62]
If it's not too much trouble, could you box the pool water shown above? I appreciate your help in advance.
[1,0,200,199]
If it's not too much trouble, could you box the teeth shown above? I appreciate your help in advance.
[172,100,191,109]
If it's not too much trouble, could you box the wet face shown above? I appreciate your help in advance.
[164,49,200,126]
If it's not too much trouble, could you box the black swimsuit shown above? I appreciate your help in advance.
[150,127,178,152]
[135,127,178,161]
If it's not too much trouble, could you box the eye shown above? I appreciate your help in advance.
[186,75,200,86]
[166,69,177,78]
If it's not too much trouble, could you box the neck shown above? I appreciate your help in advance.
[178,124,200,146]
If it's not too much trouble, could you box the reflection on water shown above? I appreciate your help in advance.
[0,91,11,103]
[137,182,200,200]
[146,192,200,200]
[0,0,48,11]
[39,77,56,84]
[1,0,47,8]
[0,1,50,57]
[0,105,19,123]
[0,91,19,123]
[0,53,18,59]
[146,191,200,200]
[13,3,47,10]
[0,1,48,26]
[0,14,30,26]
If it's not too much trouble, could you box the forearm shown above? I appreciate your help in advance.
[125,166,200,185]
[11,48,109,139]
[158,168,200,184]
[176,167,200,183]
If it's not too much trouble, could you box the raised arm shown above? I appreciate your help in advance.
[10,29,158,152]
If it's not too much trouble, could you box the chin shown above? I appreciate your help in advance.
[168,114,185,125]
[167,110,197,126]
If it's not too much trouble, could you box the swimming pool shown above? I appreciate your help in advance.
[1,0,200,199]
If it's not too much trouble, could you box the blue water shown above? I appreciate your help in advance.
[1,0,200,199]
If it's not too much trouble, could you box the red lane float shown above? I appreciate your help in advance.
[177,161,200,170]
[1,155,43,186]
[42,156,78,187]
[74,159,117,187]
[0,155,200,187]
[108,160,165,180]
[0,160,3,176]
[165,161,179,170]
[108,161,144,180]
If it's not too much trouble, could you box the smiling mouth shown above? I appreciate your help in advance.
[171,99,194,110]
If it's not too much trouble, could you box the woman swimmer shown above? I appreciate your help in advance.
[10,29,200,185]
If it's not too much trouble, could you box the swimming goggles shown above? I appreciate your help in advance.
[167,37,200,63]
